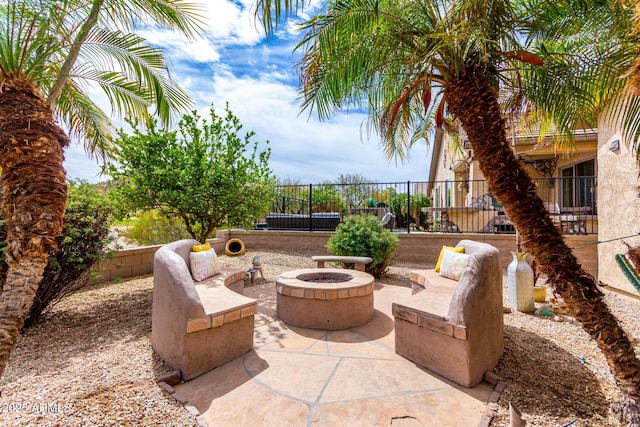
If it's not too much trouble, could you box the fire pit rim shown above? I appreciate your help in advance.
[276,268,374,292]
[296,271,353,283]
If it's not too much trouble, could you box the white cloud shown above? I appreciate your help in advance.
[64,0,432,185]
[136,0,267,64]
[201,0,263,44]
[193,72,430,183]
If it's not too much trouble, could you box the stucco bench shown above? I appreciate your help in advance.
[311,255,373,271]
[392,240,503,387]
[152,239,257,381]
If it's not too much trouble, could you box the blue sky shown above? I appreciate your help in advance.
[64,0,432,184]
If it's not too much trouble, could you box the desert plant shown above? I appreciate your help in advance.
[0,180,116,329]
[123,210,192,246]
[307,183,347,213]
[388,193,432,228]
[326,215,399,278]
[411,194,433,228]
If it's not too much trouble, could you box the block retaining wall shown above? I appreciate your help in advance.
[95,230,598,283]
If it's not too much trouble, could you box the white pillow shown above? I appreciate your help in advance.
[189,248,219,282]
[439,250,470,281]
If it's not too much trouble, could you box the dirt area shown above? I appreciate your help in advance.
[1,250,639,426]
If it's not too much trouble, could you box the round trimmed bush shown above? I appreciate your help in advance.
[326,214,399,278]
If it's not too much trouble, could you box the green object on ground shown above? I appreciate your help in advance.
[614,253,640,294]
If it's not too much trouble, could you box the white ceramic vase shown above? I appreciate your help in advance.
[507,252,535,313]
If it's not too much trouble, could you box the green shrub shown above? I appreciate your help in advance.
[388,193,432,228]
[326,215,399,278]
[306,184,346,214]
[0,180,116,329]
[123,210,192,246]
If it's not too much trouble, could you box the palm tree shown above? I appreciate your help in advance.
[626,1,640,95]
[256,0,640,411]
[0,0,202,378]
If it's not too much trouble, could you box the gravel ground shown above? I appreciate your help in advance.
[1,250,639,426]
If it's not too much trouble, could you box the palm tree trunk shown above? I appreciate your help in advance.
[445,69,640,408]
[0,76,68,378]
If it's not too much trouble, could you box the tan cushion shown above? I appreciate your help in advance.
[435,245,465,272]
[190,248,220,281]
[439,250,470,281]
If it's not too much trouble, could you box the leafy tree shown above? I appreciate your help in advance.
[371,186,396,206]
[0,0,201,379]
[335,173,376,208]
[109,105,276,243]
[256,0,640,410]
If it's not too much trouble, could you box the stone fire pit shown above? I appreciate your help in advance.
[276,268,375,330]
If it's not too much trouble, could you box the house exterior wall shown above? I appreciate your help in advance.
[432,133,456,183]
[596,122,640,294]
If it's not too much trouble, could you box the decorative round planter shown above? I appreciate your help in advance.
[225,238,245,256]
[507,252,535,313]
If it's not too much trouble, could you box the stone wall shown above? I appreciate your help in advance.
[230,230,598,277]
[94,236,228,283]
[95,229,598,283]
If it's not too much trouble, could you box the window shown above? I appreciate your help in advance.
[561,159,596,213]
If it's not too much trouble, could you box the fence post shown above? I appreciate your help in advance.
[407,180,411,234]
[309,184,313,231]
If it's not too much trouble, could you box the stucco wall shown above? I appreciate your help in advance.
[596,122,640,293]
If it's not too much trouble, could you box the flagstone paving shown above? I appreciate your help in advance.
[172,281,497,426]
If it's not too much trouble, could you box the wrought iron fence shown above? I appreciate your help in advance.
[260,177,597,235]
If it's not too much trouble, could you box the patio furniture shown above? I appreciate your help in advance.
[265,212,342,230]
[544,202,587,235]
[493,212,515,234]
[392,240,504,387]
[311,255,373,271]
[152,239,257,380]
[379,211,396,230]
[421,207,462,232]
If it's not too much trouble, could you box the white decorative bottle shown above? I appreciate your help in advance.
[507,252,535,313]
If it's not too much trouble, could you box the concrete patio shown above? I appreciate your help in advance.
[171,279,500,426]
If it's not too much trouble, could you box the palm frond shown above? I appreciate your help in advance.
[603,95,640,159]
[0,0,61,77]
[255,0,301,36]
[55,79,115,161]
[2,0,201,158]
[520,23,636,151]
[78,27,192,127]
[99,0,204,40]
[296,0,525,162]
